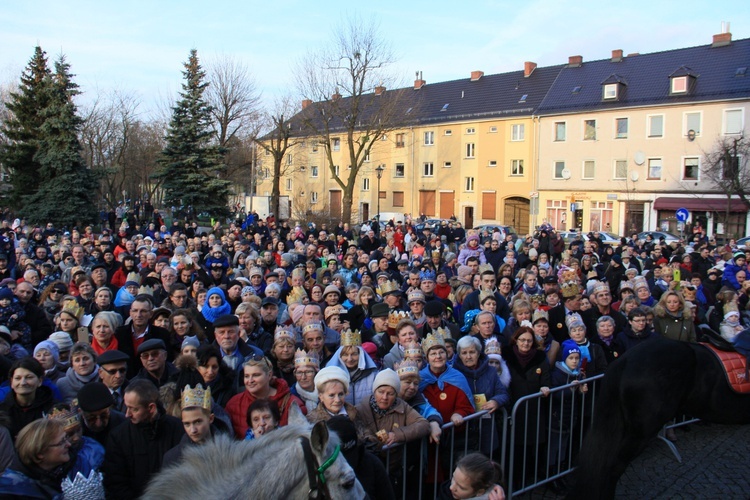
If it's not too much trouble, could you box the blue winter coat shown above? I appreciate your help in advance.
[453,357,510,409]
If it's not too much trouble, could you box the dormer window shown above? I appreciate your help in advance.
[668,66,697,96]
[603,84,618,100]
[601,74,627,101]
[671,76,688,94]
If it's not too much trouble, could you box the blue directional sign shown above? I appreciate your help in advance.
[675,208,689,222]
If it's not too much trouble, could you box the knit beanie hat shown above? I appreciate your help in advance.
[561,339,581,361]
[314,366,350,393]
[48,331,74,352]
[0,287,14,301]
[373,368,401,393]
[34,340,60,363]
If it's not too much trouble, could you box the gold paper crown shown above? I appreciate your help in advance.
[484,338,502,356]
[403,341,422,357]
[724,302,740,316]
[302,321,324,336]
[592,282,610,296]
[560,268,577,283]
[181,384,212,411]
[274,326,296,343]
[620,280,635,291]
[47,402,81,431]
[286,286,308,305]
[291,268,306,280]
[396,359,420,378]
[422,331,446,355]
[407,290,426,303]
[340,328,362,347]
[294,349,320,368]
[378,280,401,296]
[138,285,154,296]
[387,310,408,329]
[61,301,84,321]
[125,272,141,285]
[435,326,452,339]
[532,309,549,324]
[560,281,581,299]
[477,263,494,275]
[479,289,495,304]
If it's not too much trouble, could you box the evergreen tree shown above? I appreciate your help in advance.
[0,46,52,208]
[22,55,99,227]
[155,49,231,218]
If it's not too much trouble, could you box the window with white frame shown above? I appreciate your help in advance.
[615,118,628,139]
[395,133,405,148]
[684,112,701,136]
[286,178,292,191]
[589,201,613,232]
[511,124,525,141]
[647,158,662,180]
[584,119,596,140]
[489,126,498,133]
[311,192,318,203]
[546,199,568,230]
[683,157,699,180]
[465,143,475,158]
[488,160,497,168]
[648,115,664,138]
[311,166,319,177]
[554,161,565,179]
[286,154,293,165]
[443,161,452,168]
[511,159,524,176]
[721,155,741,180]
[671,76,688,94]
[614,160,627,179]
[332,138,340,151]
[603,83,618,100]
[423,162,434,177]
[424,131,435,145]
[312,142,319,152]
[554,122,566,141]
[724,109,744,135]
[444,130,452,136]
[583,160,595,179]
[334,165,340,177]
[466,127,476,135]
[362,178,370,191]
[465,177,475,191]
[364,150,370,162]
[394,163,405,178]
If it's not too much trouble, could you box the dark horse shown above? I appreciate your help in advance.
[567,337,750,499]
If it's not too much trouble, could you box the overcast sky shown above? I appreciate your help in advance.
[1,0,748,117]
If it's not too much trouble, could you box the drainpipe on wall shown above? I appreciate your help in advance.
[532,114,541,231]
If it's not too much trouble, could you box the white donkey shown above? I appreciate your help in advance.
[142,406,365,499]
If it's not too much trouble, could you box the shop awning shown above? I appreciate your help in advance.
[653,196,749,212]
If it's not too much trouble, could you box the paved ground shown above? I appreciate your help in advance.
[516,422,750,499]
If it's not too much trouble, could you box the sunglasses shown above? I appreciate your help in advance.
[100,366,127,375]
[139,351,163,360]
[51,289,65,295]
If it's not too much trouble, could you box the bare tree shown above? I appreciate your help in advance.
[295,15,413,224]
[254,95,305,219]
[702,134,750,208]
[206,54,261,147]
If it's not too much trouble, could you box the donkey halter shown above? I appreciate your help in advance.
[299,436,341,500]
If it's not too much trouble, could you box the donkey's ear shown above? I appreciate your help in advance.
[310,421,330,455]
[288,402,308,427]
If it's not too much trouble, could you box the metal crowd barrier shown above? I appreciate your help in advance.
[507,374,604,497]
[658,414,702,463]
[380,407,508,500]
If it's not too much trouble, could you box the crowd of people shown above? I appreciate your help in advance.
[0,212,747,499]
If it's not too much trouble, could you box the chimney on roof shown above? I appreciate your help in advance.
[470,70,484,81]
[414,70,425,90]
[611,49,623,62]
[524,62,537,77]
[301,99,312,109]
[331,90,342,101]
[375,85,386,96]
[568,55,583,68]
[627,52,640,57]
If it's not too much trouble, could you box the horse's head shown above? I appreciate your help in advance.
[294,404,364,500]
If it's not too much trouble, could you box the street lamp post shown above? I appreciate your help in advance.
[375,164,384,220]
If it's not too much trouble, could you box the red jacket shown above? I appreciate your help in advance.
[225,377,305,439]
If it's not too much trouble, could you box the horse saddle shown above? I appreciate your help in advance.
[700,342,750,394]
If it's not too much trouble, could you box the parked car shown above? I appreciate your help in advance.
[558,231,621,247]
[473,224,518,240]
[736,236,750,249]
[636,231,682,245]
[414,218,450,233]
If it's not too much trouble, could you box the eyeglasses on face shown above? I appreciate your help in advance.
[100,366,127,375]
[48,435,71,448]
[139,351,163,360]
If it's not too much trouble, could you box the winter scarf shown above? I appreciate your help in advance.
[201,287,232,324]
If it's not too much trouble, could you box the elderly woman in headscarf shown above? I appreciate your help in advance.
[325,329,377,406]
[33,341,66,383]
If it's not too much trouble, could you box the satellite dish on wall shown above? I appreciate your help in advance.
[630,171,639,182]
[634,151,645,165]
[687,129,696,141]
[561,168,572,179]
